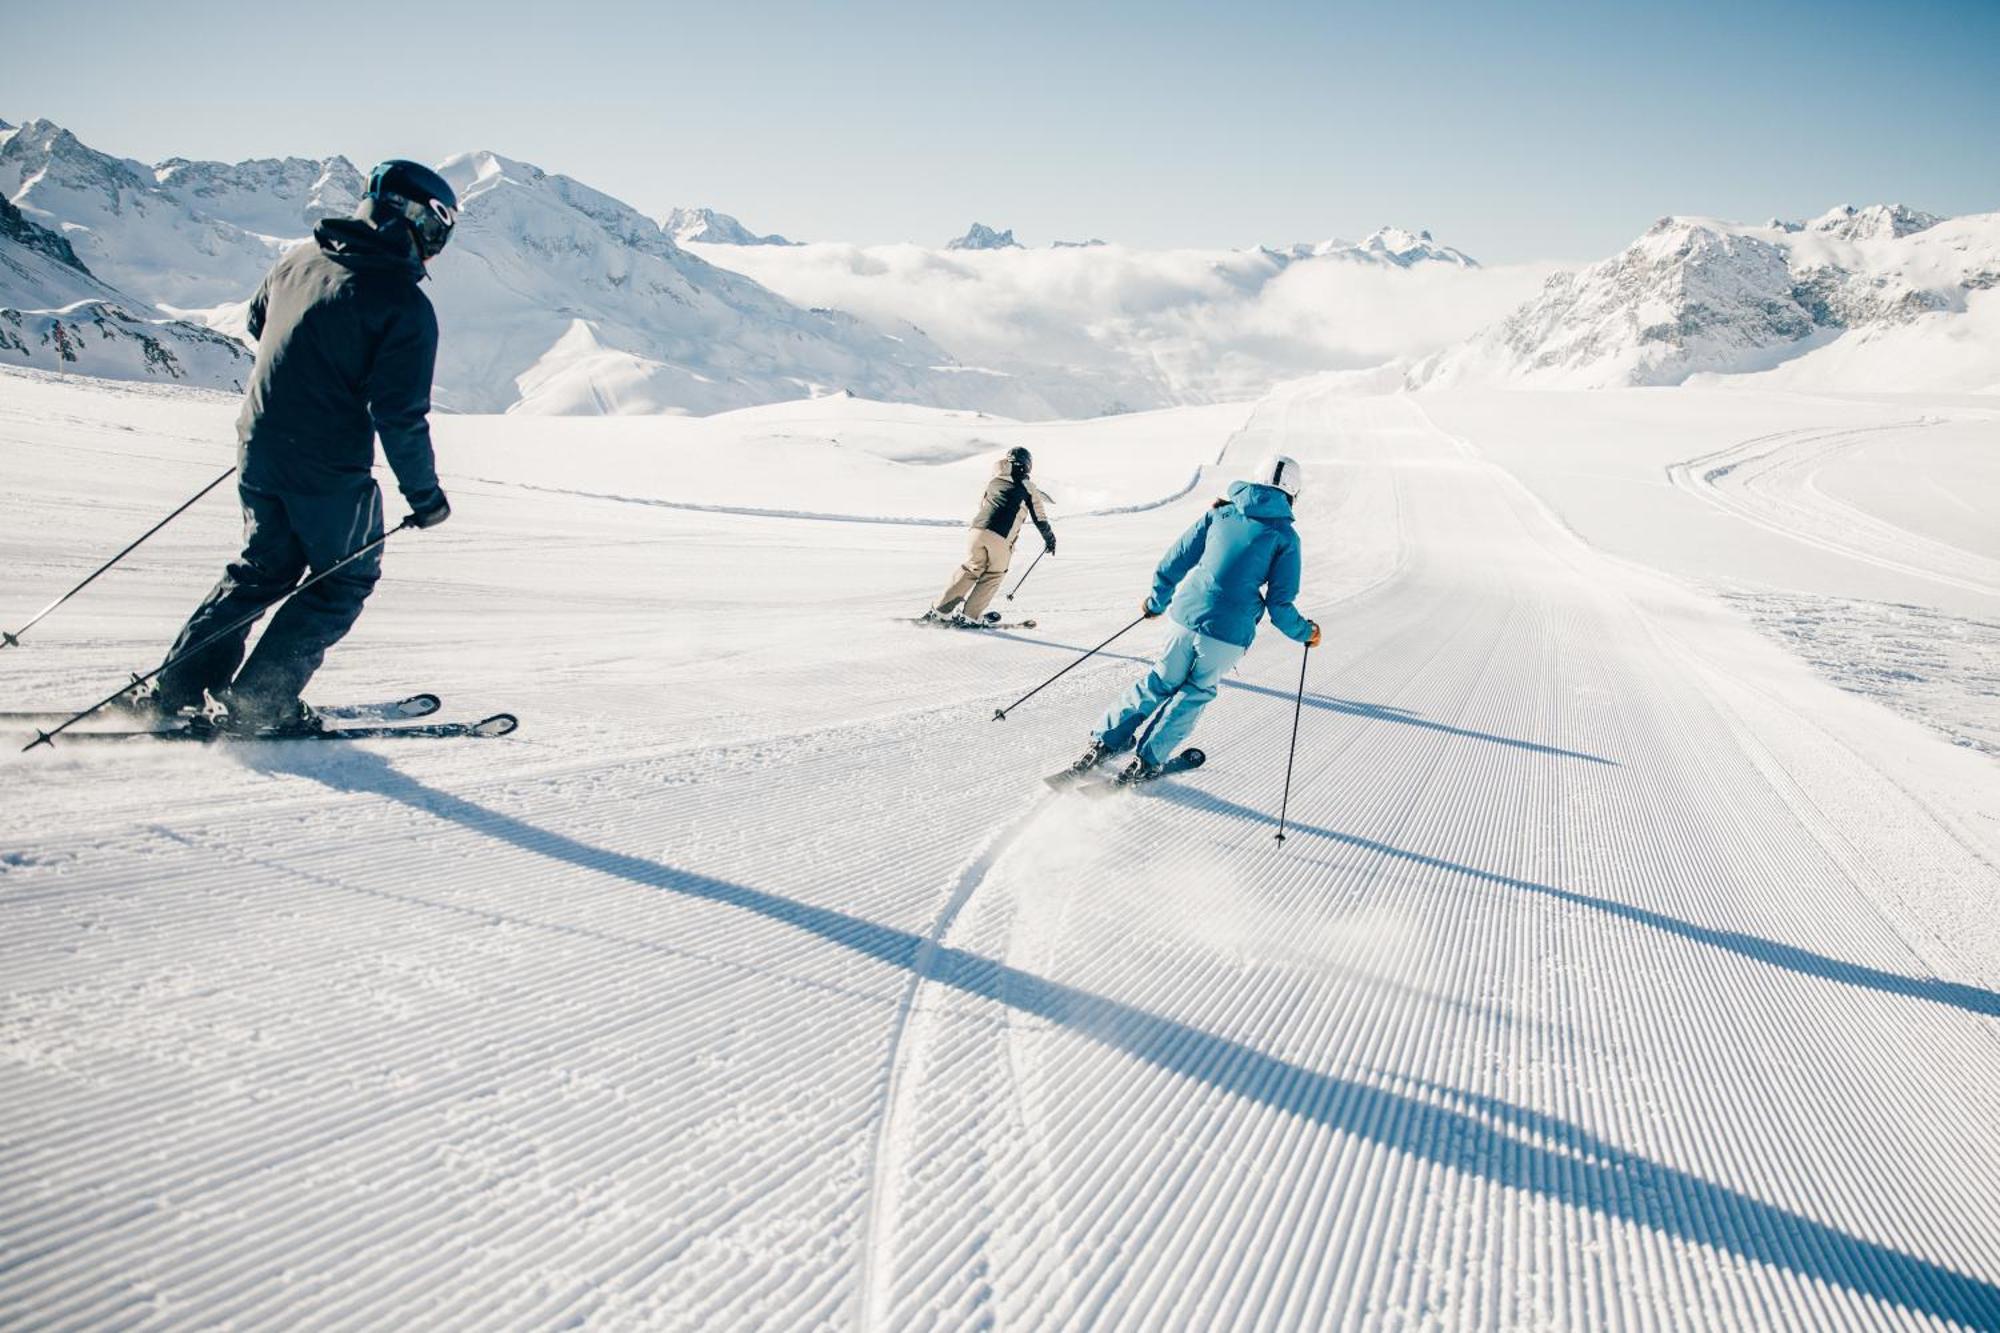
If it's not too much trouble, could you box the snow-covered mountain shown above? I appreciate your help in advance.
[0,300,253,390]
[1270,226,1479,269]
[0,164,253,391]
[0,121,1067,417]
[663,206,794,246]
[427,152,1061,416]
[0,193,107,309]
[946,223,1021,251]
[0,119,359,314]
[1414,205,2000,391]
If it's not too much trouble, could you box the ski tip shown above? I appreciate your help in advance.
[471,713,519,738]
[1181,747,1207,769]
[400,692,443,718]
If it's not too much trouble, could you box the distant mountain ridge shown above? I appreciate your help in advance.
[1267,226,1479,269]
[1410,204,1997,391]
[0,128,255,390]
[664,206,795,247]
[11,115,1983,409]
[0,119,358,311]
[946,223,1021,251]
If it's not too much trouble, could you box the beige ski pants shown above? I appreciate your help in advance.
[934,529,1013,619]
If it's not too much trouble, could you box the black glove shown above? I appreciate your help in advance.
[1141,598,1161,619]
[1038,523,1056,554]
[406,487,451,530]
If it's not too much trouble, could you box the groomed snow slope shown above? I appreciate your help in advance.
[2,371,1998,1329]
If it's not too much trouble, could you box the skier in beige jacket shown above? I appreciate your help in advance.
[924,447,1056,626]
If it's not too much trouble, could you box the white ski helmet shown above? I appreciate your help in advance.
[1256,453,1304,498]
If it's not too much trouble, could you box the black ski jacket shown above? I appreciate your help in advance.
[970,467,1053,544]
[234,219,441,502]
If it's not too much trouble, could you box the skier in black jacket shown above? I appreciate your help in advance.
[926,446,1055,625]
[149,160,458,733]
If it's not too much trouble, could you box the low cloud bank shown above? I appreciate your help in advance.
[692,241,1559,413]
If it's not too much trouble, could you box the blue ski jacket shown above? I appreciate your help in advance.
[1147,480,1311,649]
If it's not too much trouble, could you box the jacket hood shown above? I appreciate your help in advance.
[1227,479,1295,522]
[314,218,425,281]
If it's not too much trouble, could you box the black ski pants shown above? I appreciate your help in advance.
[155,480,384,713]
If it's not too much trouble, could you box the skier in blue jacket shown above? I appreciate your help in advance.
[1071,454,1320,783]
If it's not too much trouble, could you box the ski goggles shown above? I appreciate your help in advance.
[378,190,458,258]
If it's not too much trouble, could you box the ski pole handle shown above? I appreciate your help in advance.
[993,614,1145,721]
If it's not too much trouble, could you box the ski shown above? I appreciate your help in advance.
[0,692,441,724]
[1044,760,1109,790]
[1049,747,1207,795]
[53,712,518,744]
[909,614,1039,631]
[317,693,443,721]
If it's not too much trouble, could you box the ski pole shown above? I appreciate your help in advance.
[1273,639,1312,843]
[992,614,1145,721]
[1004,547,1047,602]
[2,466,236,651]
[22,517,413,752]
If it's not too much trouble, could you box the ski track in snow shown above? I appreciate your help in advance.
[1667,421,2000,598]
[3,379,2000,1329]
[467,465,1208,528]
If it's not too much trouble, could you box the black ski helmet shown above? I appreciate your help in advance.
[1005,446,1032,479]
[362,160,459,259]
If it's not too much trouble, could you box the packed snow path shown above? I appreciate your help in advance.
[3,377,1998,1329]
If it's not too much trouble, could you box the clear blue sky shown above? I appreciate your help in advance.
[9,0,1997,262]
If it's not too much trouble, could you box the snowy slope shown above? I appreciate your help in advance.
[1416,205,2000,390]
[3,369,1998,1328]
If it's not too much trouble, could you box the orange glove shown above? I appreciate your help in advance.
[1307,621,1322,648]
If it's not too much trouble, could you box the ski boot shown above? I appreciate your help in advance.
[219,694,327,738]
[1116,757,1162,786]
[1068,739,1115,775]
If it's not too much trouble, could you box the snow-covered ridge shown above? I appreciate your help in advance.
[0,145,255,390]
[664,206,794,246]
[0,300,252,390]
[1414,207,2000,391]
[0,118,356,309]
[425,150,1065,417]
[946,222,1021,250]
[1268,226,1479,269]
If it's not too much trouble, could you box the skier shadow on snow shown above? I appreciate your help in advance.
[1152,782,2000,1021]
[988,630,1618,766]
[281,749,1999,1325]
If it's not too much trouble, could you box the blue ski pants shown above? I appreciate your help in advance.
[1094,623,1248,767]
